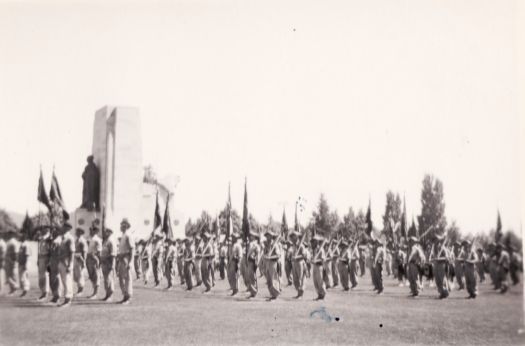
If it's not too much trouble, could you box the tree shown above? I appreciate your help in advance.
[417,175,447,247]
[495,211,503,243]
[446,220,461,245]
[21,212,35,240]
[312,194,331,237]
[382,191,402,245]
[365,198,373,236]
[0,209,18,235]
[281,209,289,238]
[407,217,418,238]
[341,207,356,239]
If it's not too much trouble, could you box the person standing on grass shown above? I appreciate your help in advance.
[101,227,117,302]
[151,230,165,287]
[57,222,75,308]
[349,240,361,290]
[463,240,478,299]
[407,236,425,297]
[73,228,87,297]
[17,232,31,297]
[396,245,407,287]
[176,239,185,286]
[183,238,195,290]
[134,240,143,280]
[227,233,243,296]
[284,240,294,286]
[476,248,486,283]
[86,226,102,299]
[117,218,135,305]
[373,239,386,295]
[194,235,203,287]
[496,243,510,294]
[322,241,333,289]
[311,234,327,301]
[290,231,307,299]
[453,241,466,290]
[219,241,227,280]
[165,239,177,290]
[338,240,351,291]
[263,229,281,301]
[432,233,451,299]
[48,226,62,303]
[4,229,20,296]
[201,231,215,293]
[246,230,261,299]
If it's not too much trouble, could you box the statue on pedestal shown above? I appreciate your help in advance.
[81,155,100,211]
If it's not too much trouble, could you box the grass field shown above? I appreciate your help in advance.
[0,270,524,346]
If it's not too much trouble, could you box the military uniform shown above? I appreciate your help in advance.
[407,239,425,297]
[152,236,165,286]
[312,238,327,300]
[432,240,451,299]
[86,233,102,297]
[58,231,75,303]
[49,234,62,302]
[165,241,177,289]
[396,248,407,285]
[284,243,294,286]
[246,237,261,298]
[134,242,143,280]
[101,233,118,300]
[183,240,195,290]
[498,246,510,293]
[18,239,31,294]
[463,243,478,298]
[330,242,340,288]
[201,237,215,292]
[476,249,486,283]
[349,243,361,289]
[73,234,87,295]
[37,232,51,299]
[5,236,20,294]
[194,239,203,287]
[454,245,466,290]
[373,243,386,294]
[176,242,185,285]
[291,238,307,297]
[338,243,351,291]
[322,243,333,289]
[219,244,227,280]
[263,232,281,300]
[118,228,135,302]
[227,238,243,295]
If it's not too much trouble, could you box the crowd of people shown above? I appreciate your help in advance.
[0,217,522,307]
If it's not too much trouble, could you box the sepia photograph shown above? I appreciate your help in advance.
[0,0,524,345]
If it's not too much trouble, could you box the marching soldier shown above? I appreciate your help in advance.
[322,242,333,289]
[432,234,451,299]
[101,227,117,302]
[284,240,294,286]
[509,245,521,286]
[373,239,386,294]
[311,234,327,301]
[496,243,510,293]
[0,233,5,294]
[86,226,102,299]
[453,241,466,290]
[338,240,351,291]
[73,228,87,296]
[165,239,177,290]
[407,236,425,297]
[134,240,144,280]
[5,229,20,295]
[349,240,361,289]
[141,239,153,285]
[330,239,340,288]
[183,238,195,290]
[396,245,407,287]
[246,230,261,298]
[358,246,366,277]
[176,239,185,285]
[57,223,75,307]
[36,226,51,300]
[49,226,62,303]
[290,231,307,299]
[201,231,215,293]
[151,230,165,287]
[18,232,31,297]
[218,241,227,280]
[263,229,281,301]
[227,233,243,296]
[194,235,203,287]
[476,248,486,283]
[117,218,135,304]
[463,240,478,299]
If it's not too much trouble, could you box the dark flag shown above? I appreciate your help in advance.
[294,202,300,233]
[162,194,174,240]
[37,168,51,210]
[495,211,503,243]
[400,195,407,240]
[153,190,162,231]
[281,208,289,238]
[49,169,69,220]
[242,178,250,258]
[365,197,373,236]
[225,183,232,240]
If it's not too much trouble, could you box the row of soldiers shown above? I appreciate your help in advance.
[0,222,522,304]
[0,218,136,307]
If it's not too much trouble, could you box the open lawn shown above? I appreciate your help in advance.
[0,271,524,346]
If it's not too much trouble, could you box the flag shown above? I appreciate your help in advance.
[49,169,69,220]
[162,194,174,240]
[37,168,51,210]
[225,182,232,240]
[365,197,373,236]
[281,208,289,238]
[495,210,503,243]
[400,195,407,240]
[242,178,250,258]
[153,190,162,231]
[294,201,300,232]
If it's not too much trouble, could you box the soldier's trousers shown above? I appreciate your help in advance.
[331,259,339,287]
[49,260,61,299]
[291,259,306,296]
[219,257,226,280]
[408,263,420,296]
[476,262,485,283]
[370,265,377,289]
[5,260,18,292]
[312,263,326,299]
[184,261,194,290]
[194,258,202,285]
[359,258,366,276]
[201,257,213,290]
[464,262,477,297]
[152,256,163,285]
[18,264,30,291]
[350,259,359,288]
[246,259,258,297]
[73,257,85,290]
[37,256,50,295]
[118,257,133,298]
[323,260,333,288]
[454,260,465,289]
[227,259,239,293]
[177,258,185,284]
[265,259,280,298]
[134,255,142,279]
[434,261,449,298]
[86,256,100,289]
[101,263,115,297]
[164,259,175,287]
[489,262,500,289]
[58,262,73,299]
[338,261,350,290]
[375,264,383,292]
[284,259,293,285]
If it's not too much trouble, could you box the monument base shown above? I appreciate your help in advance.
[73,208,102,235]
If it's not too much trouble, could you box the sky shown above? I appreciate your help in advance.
[0,0,522,235]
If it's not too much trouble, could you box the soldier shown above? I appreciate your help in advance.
[218,241,227,280]
[358,246,366,277]
[373,239,386,294]
[263,229,281,301]
[384,248,392,277]
[101,227,117,302]
[73,228,87,296]
[18,232,31,297]
[488,243,500,289]
[48,226,62,303]
[338,240,351,291]
[453,241,466,290]
[475,248,486,283]
[396,246,407,287]
[349,240,361,289]
[86,226,102,299]
[141,239,153,285]
[134,240,144,280]
[4,229,20,295]
[117,218,135,304]
[183,238,195,290]
[194,235,203,287]
[151,231,165,287]
[330,239,340,288]
[246,230,261,298]
[322,241,333,289]
[509,245,521,286]
[290,231,306,298]
[311,234,327,300]
[407,236,425,297]
[176,239,185,285]
[57,222,75,307]
[0,232,6,295]
[432,234,451,299]
[369,242,377,291]
[496,243,510,293]
[35,226,51,300]
[463,240,478,299]
[201,231,215,293]
[165,239,177,290]
[284,240,294,286]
